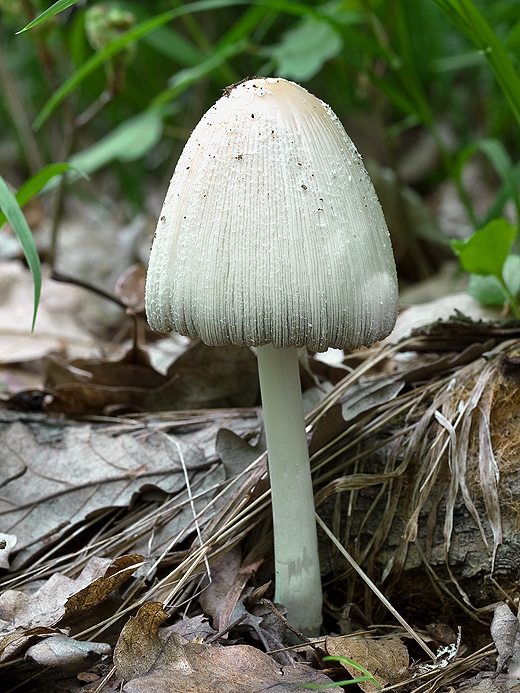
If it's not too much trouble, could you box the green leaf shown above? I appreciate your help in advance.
[0,175,41,330]
[143,26,204,67]
[322,655,381,683]
[68,112,163,176]
[0,163,74,228]
[17,0,82,33]
[468,254,520,305]
[451,218,518,278]
[272,16,343,81]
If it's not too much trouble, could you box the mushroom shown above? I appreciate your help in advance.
[145,77,398,635]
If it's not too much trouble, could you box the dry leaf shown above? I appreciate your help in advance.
[389,293,501,344]
[0,555,141,662]
[197,548,270,648]
[340,378,404,423]
[44,340,259,415]
[44,349,170,415]
[25,634,110,669]
[0,414,207,567]
[164,341,259,410]
[326,635,409,691]
[490,602,519,674]
[454,678,514,693]
[114,602,169,681]
[61,554,144,624]
[198,547,242,626]
[165,615,215,642]
[0,555,142,630]
[0,626,65,663]
[0,263,98,366]
[216,428,264,479]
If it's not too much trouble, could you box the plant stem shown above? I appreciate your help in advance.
[498,276,520,319]
[256,344,322,635]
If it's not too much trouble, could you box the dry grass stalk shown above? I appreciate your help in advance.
[2,326,518,667]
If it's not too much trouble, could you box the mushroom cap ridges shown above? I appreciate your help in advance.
[145,77,398,351]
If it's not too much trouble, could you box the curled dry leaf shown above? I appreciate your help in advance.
[326,635,409,692]
[115,601,343,692]
[25,634,110,670]
[0,626,65,664]
[114,602,169,682]
[490,602,519,674]
[61,554,144,624]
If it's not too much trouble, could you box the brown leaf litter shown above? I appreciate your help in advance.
[0,554,141,665]
[113,601,343,692]
[1,317,520,691]
[43,339,259,415]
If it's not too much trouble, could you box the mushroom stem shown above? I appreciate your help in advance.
[256,343,322,635]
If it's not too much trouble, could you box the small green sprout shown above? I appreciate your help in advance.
[304,655,382,690]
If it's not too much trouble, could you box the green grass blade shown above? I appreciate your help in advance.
[17,0,82,33]
[455,138,520,225]
[0,163,75,228]
[322,655,381,683]
[33,0,251,131]
[304,678,374,690]
[303,655,382,690]
[0,175,41,330]
[217,4,272,47]
[432,0,520,129]
[150,41,248,110]
[143,26,204,67]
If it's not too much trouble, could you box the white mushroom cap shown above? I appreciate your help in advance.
[146,77,398,352]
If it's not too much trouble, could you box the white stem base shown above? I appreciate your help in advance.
[257,344,322,635]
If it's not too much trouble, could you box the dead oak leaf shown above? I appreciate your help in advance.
[0,416,207,568]
[61,554,144,624]
[326,635,409,692]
